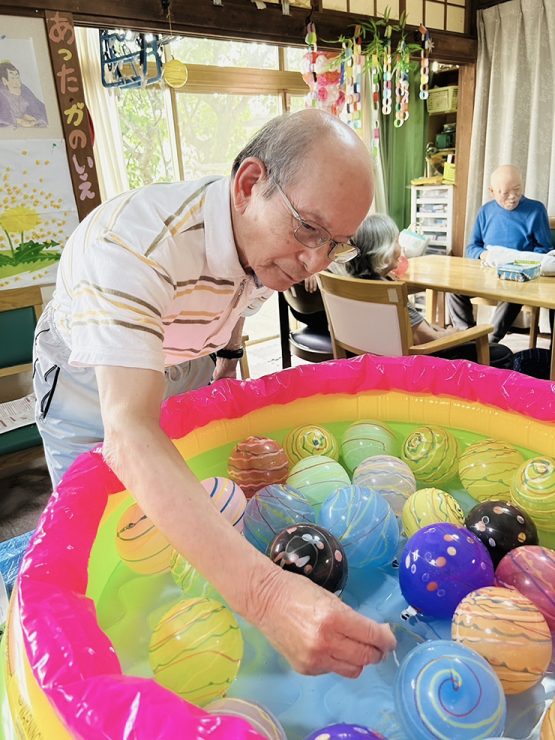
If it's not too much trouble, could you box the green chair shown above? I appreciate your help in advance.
[0,287,44,476]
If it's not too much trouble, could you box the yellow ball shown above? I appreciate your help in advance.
[402,488,465,537]
[163,58,188,88]
[283,424,339,465]
[511,456,555,532]
[452,586,552,695]
[401,426,459,485]
[115,502,172,575]
[149,597,243,706]
[459,439,524,502]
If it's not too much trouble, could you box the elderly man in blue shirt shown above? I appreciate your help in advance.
[448,165,552,342]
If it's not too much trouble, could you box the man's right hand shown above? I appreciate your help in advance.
[249,566,397,677]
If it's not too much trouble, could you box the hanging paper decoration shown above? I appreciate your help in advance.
[301,22,344,117]
[419,24,433,100]
[381,24,393,117]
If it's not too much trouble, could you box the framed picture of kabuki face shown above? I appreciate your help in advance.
[0,15,62,140]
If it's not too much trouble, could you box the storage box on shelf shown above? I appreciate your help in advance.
[410,184,454,255]
[427,85,458,115]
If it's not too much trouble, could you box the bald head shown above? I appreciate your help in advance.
[231,109,373,198]
[489,165,523,211]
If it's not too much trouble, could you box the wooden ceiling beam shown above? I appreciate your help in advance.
[1,0,477,63]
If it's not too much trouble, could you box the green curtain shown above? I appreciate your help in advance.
[379,74,428,231]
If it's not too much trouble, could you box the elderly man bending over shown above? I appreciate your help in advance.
[33,109,396,680]
[448,165,552,343]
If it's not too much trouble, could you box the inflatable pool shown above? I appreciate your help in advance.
[1,355,554,738]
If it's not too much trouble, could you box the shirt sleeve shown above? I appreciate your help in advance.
[67,231,175,372]
[532,203,553,253]
[465,208,486,260]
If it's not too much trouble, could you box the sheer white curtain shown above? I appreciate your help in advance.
[465,0,555,238]
[75,27,129,201]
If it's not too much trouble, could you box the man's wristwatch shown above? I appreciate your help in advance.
[215,347,244,360]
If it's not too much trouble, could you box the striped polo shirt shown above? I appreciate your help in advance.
[51,177,273,372]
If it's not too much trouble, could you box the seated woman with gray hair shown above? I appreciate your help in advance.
[338,214,514,368]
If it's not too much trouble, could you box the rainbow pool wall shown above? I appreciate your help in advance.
[2,354,555,738]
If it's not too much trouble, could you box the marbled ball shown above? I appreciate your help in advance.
[243,483,316,554]
[541,699,555,740]
[268,523,348,595]
[284,424,339,465]
[169,549,221,600]
[201,476,247,531]
[148,597,243,706]
[287,455,351,510]
[228,436,289,499]
[400,426,459,486]
[511,456,555,532]
[465,500,538,567]
[452,586,552,695]
[206,697,287,740]
[353,454,416,516]
[459,439,524,503]
[340,420,398,474]
[304,724,386,740]
[399,522,495,618]
[495,545,555,631]
[394,639,506,740]
[115,502,173,575]
[401,488,465,537]
[318,485,399,568]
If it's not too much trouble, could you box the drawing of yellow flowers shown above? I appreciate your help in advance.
[0,206,41,233]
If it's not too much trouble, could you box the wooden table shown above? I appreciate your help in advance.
[404,255,555,379]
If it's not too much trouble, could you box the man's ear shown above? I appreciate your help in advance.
[232,158,267,213]
[488,186,494,199]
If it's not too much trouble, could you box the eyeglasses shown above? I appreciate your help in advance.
[273,181,360,264]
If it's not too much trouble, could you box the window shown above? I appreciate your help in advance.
[112,39,308,188]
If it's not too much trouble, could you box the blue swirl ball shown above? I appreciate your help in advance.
[318,485,399,568]
[243,484,315,553]
[394,640,506,740]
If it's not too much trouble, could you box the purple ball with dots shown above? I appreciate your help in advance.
[399,522,494,619]
[303,724,386,740]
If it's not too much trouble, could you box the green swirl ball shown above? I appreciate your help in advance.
[459,439,524,502]
[511,456,555,532]
[287,455,350,510]
[401,487,465,537]
[340,420,398,474]
[401,426,459,486]
[283,424,339,466]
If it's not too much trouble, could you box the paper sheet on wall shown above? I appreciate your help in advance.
[0,393,36,434]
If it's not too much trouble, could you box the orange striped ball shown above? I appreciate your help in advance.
[115,502,173,575]
[228,436,289,499]
[452,585,552,694]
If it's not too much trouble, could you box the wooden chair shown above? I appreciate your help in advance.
[317,272,492,364]
[0,287,44,476]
